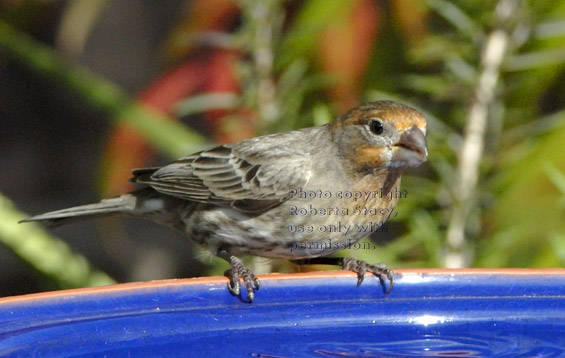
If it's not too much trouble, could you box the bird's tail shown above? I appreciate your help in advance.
[20,193,138,227]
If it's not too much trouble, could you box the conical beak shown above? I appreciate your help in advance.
[391,127,428,168]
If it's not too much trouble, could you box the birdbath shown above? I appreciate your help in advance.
[0,269,564,357]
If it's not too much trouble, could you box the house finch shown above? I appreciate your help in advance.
[22,100,427,302]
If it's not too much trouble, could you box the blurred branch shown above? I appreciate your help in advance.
[0,192,116,289]
[240,0,281,123]
[444,0,520,268]
[0,20,207,158]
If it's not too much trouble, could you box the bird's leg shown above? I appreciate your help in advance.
[217,249,261,302]
[292,257,394,294]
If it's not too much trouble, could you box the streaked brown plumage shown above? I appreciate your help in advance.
[22,100,427,302]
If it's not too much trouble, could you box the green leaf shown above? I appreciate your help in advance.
[0,193,116,288]
[277,0,355,67]
[175,93,241,117]
[428,0,481,40]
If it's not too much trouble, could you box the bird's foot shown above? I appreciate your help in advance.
[218,250,260,302]
[342,257,394,294]
[293,256,394,294]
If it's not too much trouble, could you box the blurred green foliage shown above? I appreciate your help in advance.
[0,0,564,291]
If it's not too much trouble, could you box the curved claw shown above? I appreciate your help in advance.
[224,269,241,296]
[384,269,394,294]
[356,270,365,286]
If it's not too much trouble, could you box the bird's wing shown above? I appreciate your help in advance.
[130,141,312,213]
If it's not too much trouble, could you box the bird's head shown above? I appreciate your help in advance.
[331,100,428,174]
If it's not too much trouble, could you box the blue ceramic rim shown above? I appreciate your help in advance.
[1,268,563,306]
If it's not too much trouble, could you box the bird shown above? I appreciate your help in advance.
[21,100,427,302]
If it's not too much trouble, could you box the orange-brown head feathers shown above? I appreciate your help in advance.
[330,100,428,174]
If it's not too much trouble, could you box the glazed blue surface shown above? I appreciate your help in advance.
[0,270,564,357]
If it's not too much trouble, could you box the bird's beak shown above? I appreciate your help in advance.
[391,127,428,168]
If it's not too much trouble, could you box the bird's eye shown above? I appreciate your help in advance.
[369,119,384,135]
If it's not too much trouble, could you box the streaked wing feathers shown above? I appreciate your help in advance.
[130,144,311,213]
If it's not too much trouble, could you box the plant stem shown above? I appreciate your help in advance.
[444,0,520,268]
[243,0,280,123]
